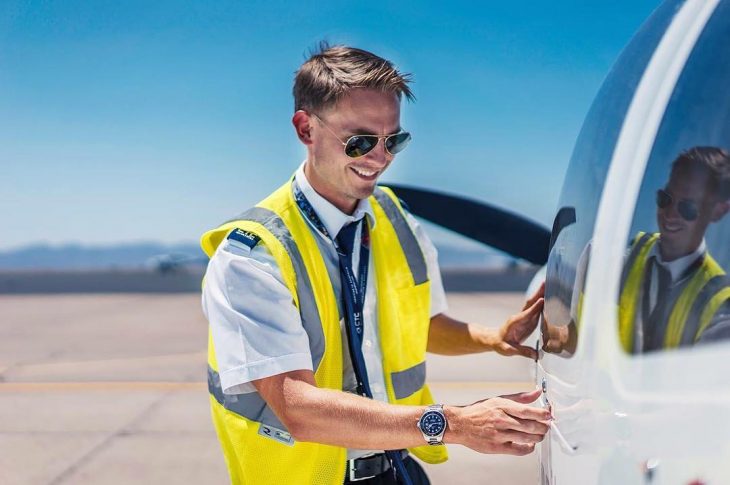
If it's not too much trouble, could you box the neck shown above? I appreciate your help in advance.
[658,241,700,262]
[303,161,358,215]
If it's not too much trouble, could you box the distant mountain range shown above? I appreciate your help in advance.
[0,240,516,270]
[0,242,207,270]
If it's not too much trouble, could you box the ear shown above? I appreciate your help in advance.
[292,110,313,145]
[710,200,730,222]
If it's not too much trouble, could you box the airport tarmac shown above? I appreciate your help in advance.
[0,293,539,485]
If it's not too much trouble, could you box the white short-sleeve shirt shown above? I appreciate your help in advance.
[202,163,447,456]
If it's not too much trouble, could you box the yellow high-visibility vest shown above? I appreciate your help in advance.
[619,232,730,353]
[200,179,448,485]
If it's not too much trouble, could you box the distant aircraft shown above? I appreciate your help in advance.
[146,253,208,273]
[392,0,730,483]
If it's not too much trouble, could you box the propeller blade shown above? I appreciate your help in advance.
[385,184,550,265]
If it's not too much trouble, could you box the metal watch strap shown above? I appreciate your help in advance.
[419,404,446,445]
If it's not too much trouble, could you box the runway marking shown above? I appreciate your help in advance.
[0,381,532,392]
[9,351,207,370]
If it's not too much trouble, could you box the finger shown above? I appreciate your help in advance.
[526,297,545,316]
[503,403,552,421]
[523,281,546,310]
[515,297,544,324]
[500,441,535,456]
[499,388,541,404]
[499,415,550,435]
[514,344,537,360]
[498,430,545,444]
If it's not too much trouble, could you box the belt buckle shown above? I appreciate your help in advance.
[347,454,383,482]
[348,458,377,482]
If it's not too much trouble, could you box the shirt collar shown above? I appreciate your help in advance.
[651,238,706,281]
[294,162,376,239]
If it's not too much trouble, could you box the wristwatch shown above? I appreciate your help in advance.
[417,404,447,445]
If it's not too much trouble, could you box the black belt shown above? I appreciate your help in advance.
[346,451,409,482]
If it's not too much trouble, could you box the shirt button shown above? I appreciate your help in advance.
[372,383,382,393]
[364,339,372,348]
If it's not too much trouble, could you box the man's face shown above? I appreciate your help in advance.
[305,88,401,213]
[657,167,722,259]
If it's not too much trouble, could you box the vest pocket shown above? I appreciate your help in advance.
[385,282,431,403]
[392,282,431,357]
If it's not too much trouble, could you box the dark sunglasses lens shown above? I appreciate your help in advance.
[345,136,377,158]
[678,201,699,221]
[385,132,412,155]
[656,189,672,208]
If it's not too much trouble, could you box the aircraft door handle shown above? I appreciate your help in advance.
[540,378,577,456]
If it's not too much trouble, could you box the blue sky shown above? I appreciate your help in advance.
[0,0,659,251]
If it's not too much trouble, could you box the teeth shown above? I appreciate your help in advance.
[353,168,376,177]
[663,221,682,232]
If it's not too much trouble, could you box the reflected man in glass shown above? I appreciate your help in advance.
[619,147,730,353]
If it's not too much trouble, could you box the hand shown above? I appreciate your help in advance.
[541,316,577,355]
[495,282,545,359]
[445,388,551,455]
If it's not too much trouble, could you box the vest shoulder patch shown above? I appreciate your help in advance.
[227,228,261,249]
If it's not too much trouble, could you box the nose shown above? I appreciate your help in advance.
[664,200,681,219]
[367,137,392,167]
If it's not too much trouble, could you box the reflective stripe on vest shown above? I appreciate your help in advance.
[207,366,287,430]
[684,274,730,343]
[372,189,428,285]
[619,232,729,352]
[619,232,658,352]
[391,361,427,399]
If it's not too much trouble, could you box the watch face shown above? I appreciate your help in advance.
[420,411,446,436]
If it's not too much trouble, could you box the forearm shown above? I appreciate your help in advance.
[254,370,549,455]
[255,371,426,449]
[427,313,498,355]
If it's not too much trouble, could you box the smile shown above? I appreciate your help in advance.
[661,219,684,233]
[350,167,379,180]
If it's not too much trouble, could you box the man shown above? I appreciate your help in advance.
[201,44,549,485]
[541,147,730,356]
[618,147,730,353]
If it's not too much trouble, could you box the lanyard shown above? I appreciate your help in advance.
[292,180,372,396]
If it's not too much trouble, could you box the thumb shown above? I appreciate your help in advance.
[500,388,542,404]
[514,344,538,360]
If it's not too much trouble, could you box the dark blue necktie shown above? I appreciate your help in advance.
[643,257,672,351]
[337,220,360,272]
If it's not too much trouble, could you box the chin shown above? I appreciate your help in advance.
[354,189,375,201]
[352,182,377,197]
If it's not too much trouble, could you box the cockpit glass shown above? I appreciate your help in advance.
[618,2,730,355]
[541,0,681,357]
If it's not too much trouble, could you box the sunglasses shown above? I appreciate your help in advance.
[312,113,412,158]
[656,188,699,221]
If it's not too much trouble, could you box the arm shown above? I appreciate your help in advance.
[427,282,545,359]
[254,370,550,455]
